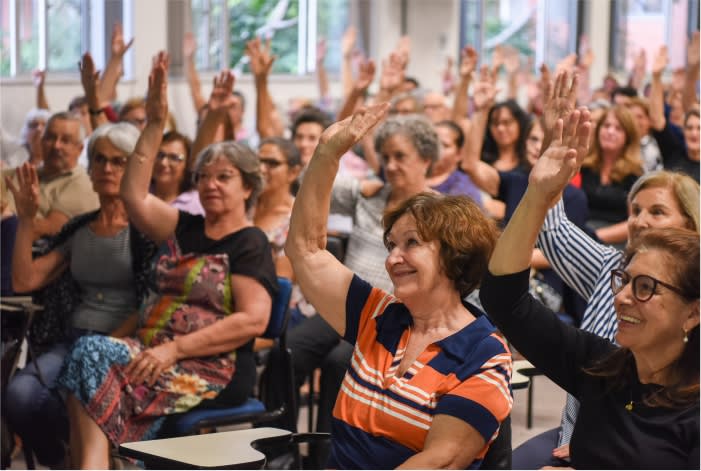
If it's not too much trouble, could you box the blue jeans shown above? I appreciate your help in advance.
[4,342,70,467]
[512,427,571,469]
[4,329,99,467]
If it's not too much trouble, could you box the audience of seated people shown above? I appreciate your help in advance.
[1,16,699,471]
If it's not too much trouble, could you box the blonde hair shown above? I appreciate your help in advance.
[582,105,643,182]
[628,170,700,232]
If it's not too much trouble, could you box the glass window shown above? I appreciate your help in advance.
[46,0,85,72]
[460,0,578,72]
[610,0,697,72]
[191,0,350,75]
[19,0,40,74]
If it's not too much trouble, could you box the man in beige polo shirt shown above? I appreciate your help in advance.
[19,111,99,240]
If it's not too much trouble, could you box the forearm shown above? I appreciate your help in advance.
[84,81,108,130]
[255,77,279,138]
[397,451,456,470]
[98,57,123,107]
[649,74,667,130]
[174,312,267,359]
[11,219,39,292]
[452,76,471,121]
[123,121,165,201]
[337,87,364,121]
[317,62,330,102]
[185,59,207,113]
[682,67,700,113]
[191,112,226,169]
[37,85,49,110]
[341,55,354,99]
[489,188,548,275]
[33,211,69,239]
[459,109,499,196]
[594,220,628,245]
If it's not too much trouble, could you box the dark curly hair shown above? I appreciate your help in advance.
[482,99,531,171]
[382,192,499,297]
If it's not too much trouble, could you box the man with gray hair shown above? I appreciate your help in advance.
[10,111,99,240]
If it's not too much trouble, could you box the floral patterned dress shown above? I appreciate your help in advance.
[58,239,244,445]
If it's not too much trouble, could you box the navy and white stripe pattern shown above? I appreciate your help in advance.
[537,200,624,446]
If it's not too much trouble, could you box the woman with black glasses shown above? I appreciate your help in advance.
[151,130,204,215]
[481,108,700,469]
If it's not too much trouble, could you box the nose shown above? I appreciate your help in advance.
[386,246,404,265]
[629,211,650,230]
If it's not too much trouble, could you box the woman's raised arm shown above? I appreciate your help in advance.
[285,103,389,335]
[120,52,179,243]
[489,108,591,276]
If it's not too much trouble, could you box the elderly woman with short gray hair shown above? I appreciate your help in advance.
[5,121,154,468]
[280,113,441,467]
[54,54,278,469]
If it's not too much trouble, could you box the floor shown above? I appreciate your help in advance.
[8,373,566,469]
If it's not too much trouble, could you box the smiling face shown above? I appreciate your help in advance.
[293,122,324,166]
[381,134,431,191]
[384,213,448,302]
[195,157,251,216]
[597,111,627,154]
[627,186,691,241]
[614,250,699,357]
[153,140,188,193]
[89,138,128,197]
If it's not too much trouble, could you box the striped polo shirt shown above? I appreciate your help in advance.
[328,275,513,469]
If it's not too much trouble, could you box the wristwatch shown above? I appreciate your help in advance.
[89,107,104,116]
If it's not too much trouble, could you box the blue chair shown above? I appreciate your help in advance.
[156,277,297,436]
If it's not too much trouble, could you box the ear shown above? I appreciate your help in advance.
[683,299,700,332]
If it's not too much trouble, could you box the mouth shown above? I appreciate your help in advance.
[391,269,416,279]
[618,315,641,325]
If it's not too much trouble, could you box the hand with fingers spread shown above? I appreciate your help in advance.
[110,22,134,59]
[6,163,40,221]
[146,52,170,125]
[317,102,391,160]
[206,70,236,116]
[542,71,579,145]
[32,69,46,90]
[124,343,179,386]
[503,46,521,75]
[183,31,197,60]
[355,58,376,92]
[379,52,405,93]
[245,37,276,80]
[528,107,591,208]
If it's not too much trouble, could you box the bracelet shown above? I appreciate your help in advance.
[89,108,104,116]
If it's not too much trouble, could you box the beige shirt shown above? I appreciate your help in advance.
[3,165,99,219]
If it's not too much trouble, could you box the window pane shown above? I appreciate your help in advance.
[611,0,692,72]
[317,0,349,73]
[18,0,39,74]
[0,1,12,76]
[192,0,225,70]
[46,0,83,72]
[483,0,536,62]
[228,0,300,74]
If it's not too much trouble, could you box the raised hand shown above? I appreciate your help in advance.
[32,69,46,89]
[555,53,577,75]
[182,31,197,59]
[355,58,375,91]
[651,45,668,77]
[245,37,276,80]
[316,37,327,65]
[146,51,169,125]
[110,22,134,58]
[473,65,499,111]
[491,45,505,74]
[6,163,40,221]
[459,45,478,79]
[528,107,591,208]
[207,70,236,114]
[318,102,391,159]
[379,52,405,92]
[395,36,411,70]
[341,25,357,59]
[503,45,521,75]
[542,71,578,141]
[79,52,101,102]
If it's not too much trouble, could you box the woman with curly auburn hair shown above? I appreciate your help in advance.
[580,105,644,245]
[286,105,512,469]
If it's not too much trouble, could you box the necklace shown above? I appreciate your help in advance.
[625,400,634,411]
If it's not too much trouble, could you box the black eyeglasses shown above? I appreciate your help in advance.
[156,151,186,163]
[92,154,127,169]
[259,157,287,169]
[610,269,686,302]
